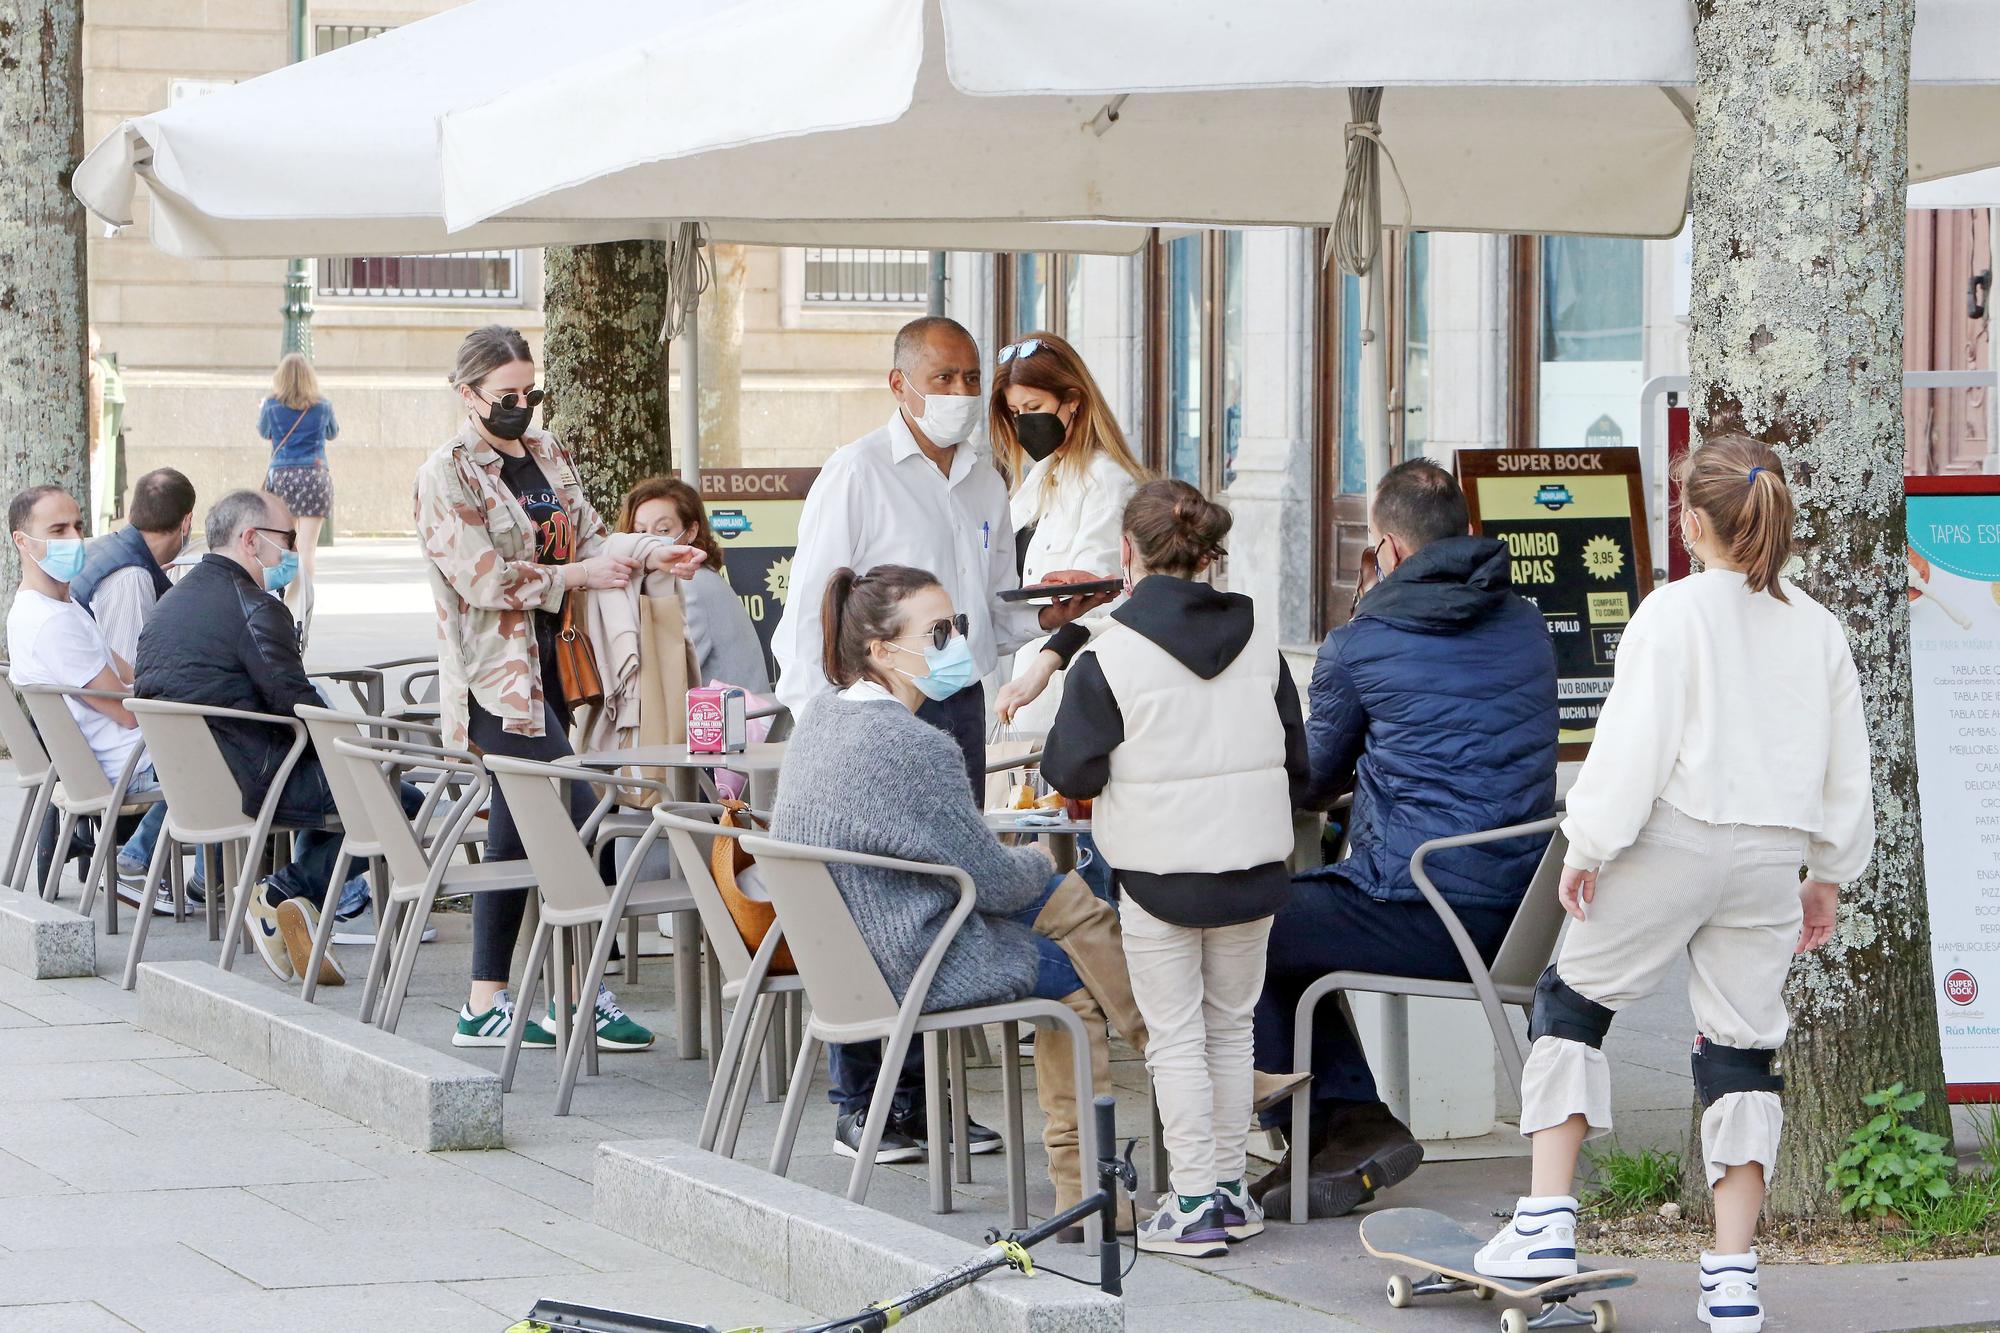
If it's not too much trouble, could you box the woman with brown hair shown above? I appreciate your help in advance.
[617,477,771,693]
[988,331,1149,732]
[259,352,337,610]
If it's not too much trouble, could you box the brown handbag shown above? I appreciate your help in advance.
[553,588,604,712]
[711,800,793,974]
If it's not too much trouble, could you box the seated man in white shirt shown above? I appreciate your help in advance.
[771,315,1108,1165]
[6,485,173,915]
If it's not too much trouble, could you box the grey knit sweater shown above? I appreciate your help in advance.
[771,693,1049,1012]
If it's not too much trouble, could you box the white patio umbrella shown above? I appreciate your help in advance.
[74,0,2000,485]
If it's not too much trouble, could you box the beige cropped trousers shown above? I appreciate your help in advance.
[1520,801,1806,1186]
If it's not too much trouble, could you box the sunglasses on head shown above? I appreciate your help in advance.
[996,338,1043,366]
[891,614,970,653]
[480,385,545,411]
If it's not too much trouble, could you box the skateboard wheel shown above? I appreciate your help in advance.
[1477,1284,1496,1301]
[1500,1308,1529,1333]
[1591,1299,1616,1332]
[1386,1274,1413,1308]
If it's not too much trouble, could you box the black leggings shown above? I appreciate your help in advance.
[468,695,592,984]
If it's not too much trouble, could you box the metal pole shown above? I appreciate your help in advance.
[280,0,314,359]
[928,251,947,317]
[680,284,701,490]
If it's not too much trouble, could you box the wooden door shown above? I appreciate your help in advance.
[1906,209,1991,475]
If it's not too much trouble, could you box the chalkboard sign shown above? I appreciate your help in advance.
[697,467,820,684]
[1456,447,1653,760]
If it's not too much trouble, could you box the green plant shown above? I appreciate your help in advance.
[1583,1142,1682,1211]
[1826,1082,1955,1220]
[1888,1169,2000,1256]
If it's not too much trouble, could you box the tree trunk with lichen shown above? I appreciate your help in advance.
[541,241,672,520]
[1685,0,1943,1222]
[0,0,88,623]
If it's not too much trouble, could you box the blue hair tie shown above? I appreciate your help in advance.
[1747,466,1767,484]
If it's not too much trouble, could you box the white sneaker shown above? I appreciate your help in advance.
[1473,1195,1579,1280]
[1135,1194,1230,1258]
[114,875,176,917]
[1697,1251,1763,1332]
[242,881,295,982]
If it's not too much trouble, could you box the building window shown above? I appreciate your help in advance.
[800,248,931,306]
[1216,231,1246,489]
[315,23,386,51]
[1163,235,1205,486]
[1402,232,1431,458]
[1537,236,1643,448]
[319,252,520,301]
[313,23,520,306]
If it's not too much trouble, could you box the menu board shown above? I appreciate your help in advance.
[1907,475,2000,1100]
[1457,448,1654,760]
[697,468,819,683]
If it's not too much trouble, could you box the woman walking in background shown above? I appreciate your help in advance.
[259,352,337,612]
[618,476,772,693]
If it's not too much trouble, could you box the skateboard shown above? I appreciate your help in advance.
[1359,1207,1637,1332]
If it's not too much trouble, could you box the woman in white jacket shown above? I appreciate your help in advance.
[989,332,1150,734]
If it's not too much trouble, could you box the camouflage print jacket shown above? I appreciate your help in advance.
[414,422,607,747]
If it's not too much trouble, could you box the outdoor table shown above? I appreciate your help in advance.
[983,810,1090,873]
[570,742,788,1067]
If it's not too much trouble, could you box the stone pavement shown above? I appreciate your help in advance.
[5,538,1999,1331]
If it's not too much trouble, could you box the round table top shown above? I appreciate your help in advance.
[572,740,787,771]
[983,810,1092,836]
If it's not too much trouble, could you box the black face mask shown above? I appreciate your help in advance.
[1015,412,1067,462]
[480,399,534,441]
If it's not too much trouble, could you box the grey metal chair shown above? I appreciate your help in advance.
[743,832,1098,1247]
[20,684,164,930]
[0,666,58,895]
[482,754,699,1115]
[1284,815,1568,1224]
[327,735,531,1030]
[119,698,317,989]
[654,804,804,1157]
[291,704,484,1003]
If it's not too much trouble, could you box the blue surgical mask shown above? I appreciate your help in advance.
[255,531,301,592]
[892,634,976,702]
[22,535,86,584]
[263,550,300,592]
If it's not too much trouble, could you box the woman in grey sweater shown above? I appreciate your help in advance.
[772,562,1147,1235]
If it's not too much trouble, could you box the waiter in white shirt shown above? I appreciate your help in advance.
[774,316,1106,796]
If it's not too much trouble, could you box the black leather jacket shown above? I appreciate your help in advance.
[134,554,321,820]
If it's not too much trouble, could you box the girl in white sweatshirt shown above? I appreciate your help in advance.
[1474,432,1874,1333]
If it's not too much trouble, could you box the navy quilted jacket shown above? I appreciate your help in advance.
[1299,535,1558,910]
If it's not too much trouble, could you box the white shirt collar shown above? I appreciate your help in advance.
[839,677,901,705]
[886,409,976,486]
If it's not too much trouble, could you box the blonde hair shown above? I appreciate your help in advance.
[987,331,1149,502]
[1675,430,1796,601]
[272,353,321,411]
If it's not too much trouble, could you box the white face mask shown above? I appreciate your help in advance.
[907,389,980,447]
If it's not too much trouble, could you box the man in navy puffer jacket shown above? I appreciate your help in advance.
[1251,460,1557,1219]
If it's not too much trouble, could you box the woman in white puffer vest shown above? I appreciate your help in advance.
[1038,479,1311,1259]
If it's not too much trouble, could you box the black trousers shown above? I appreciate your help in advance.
[467,693,591,984]
[827,681,986,1115]
[1253,871,1515,1130]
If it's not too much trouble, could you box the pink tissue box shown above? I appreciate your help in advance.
[688,686,747,754]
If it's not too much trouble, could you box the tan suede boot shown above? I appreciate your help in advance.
[1035,985,1136,1237]
[1033,873,1150,1057]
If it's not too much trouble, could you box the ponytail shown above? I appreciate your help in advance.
[819,564,944,689]
[1674,431,1795,601]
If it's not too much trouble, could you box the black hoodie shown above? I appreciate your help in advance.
[1040,575,1311,927]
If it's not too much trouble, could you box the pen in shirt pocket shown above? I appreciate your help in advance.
[982,520,990,551]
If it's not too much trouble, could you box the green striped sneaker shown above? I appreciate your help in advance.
[454,988,555,1049]
[548,983,655,1052]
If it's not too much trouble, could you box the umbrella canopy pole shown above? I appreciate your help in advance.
[679,287,701,489]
